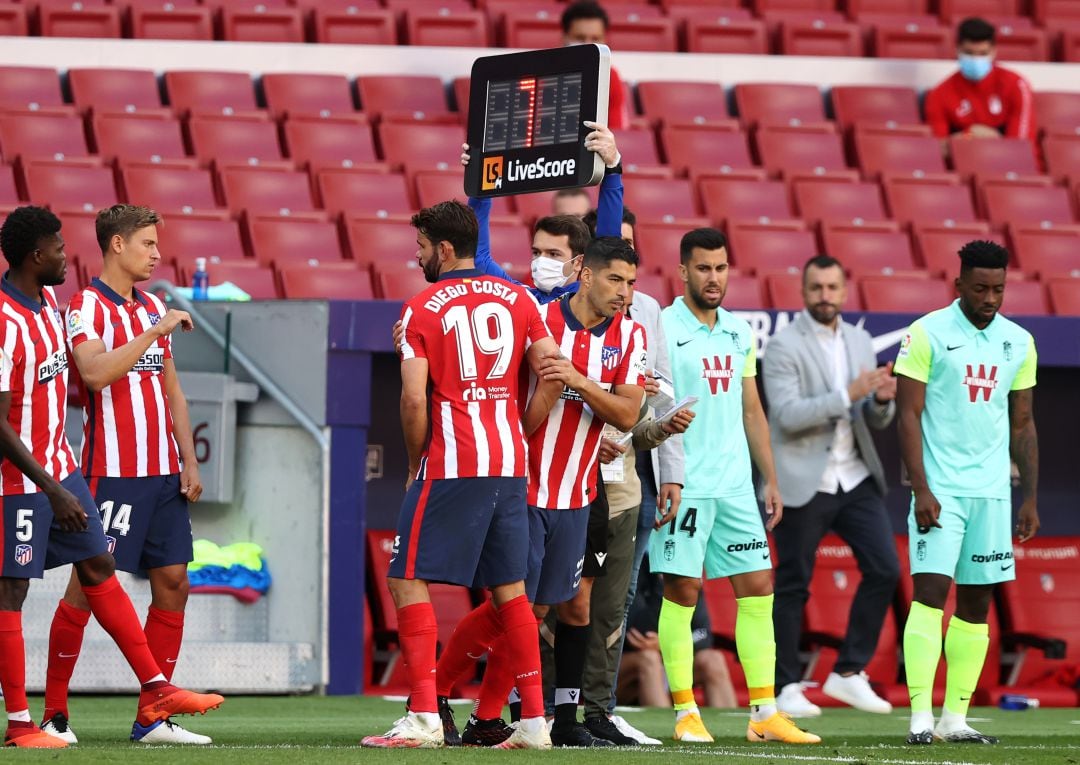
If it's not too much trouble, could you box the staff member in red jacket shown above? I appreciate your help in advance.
[561,1,629,132]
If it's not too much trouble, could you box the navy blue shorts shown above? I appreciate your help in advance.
[525,505,589,606]
[1,472,109,579]
[387,476,528,588]
[87,474,194,573]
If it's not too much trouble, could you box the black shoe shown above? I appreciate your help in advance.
[461,715,513,747]
[550,721,615,747]
[584,716,638,746]
[437,696,461,747]
[939,729,999,744]
[906,730,934,745]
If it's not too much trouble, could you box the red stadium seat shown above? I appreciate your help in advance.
[999,280,1050,315]
[0,164,19,206]
[764,271,807,310]
[686,17,769,54]
[249,219,346,266]
[822,221,916,274]
[883,174,977,225]
[1011,225,1080,278]
[131,4,214,41]
[631,271,673,305]
[756,127,847,176]
[1033,92,1080,135]
[661,125,752,177]
[982,184,1076,227]
[279,262,375,300]
[632,222,687,265]
[700,178,793,227]
[860,275,952,313]
[0,112,90,161]
[0,4,28,37]
[92,113,187,163]
[937,0,1019,21]
[24,162,119,213]
[781,20,864,56]
[313,8,395,45]
[914,222,1002,276]
[377,123,462,171]
[622,178,699,223]
[487,221,532,261]
[949,135,1040,179]
[284,117,378,170]
[223,6,304,42]
[220,167,317,215]
[615,126,664,170]
[717,274,767,309]
[345,217,419,265]
[607,17,678,52]
[794,179,888,224]
[319,169,413,218]
[357,76,452,124]
[0,67,64,112]
[55,215,99,260]
[1043,135,1080,183]
[121,163,220,214]
[377,262,432,300]
[406,9,490,47]
[855,132,947,178]
[735,83,827,128]
[728,224,818,273]
[413,171,513,217]
[1048,278,1080,316]
[69,68,162,115]
[263,74,356,120]
[872,21,952,58]
[1034,0,1080,24]
[830,85,921,129]
[638,81,729,127]
[164,217,247,262]
[40,1,121,38]
[165,71,258,116]
[188,115,283,165]
[183,260,279,299]
[993,26,1050,62]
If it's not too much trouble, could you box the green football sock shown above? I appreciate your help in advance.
[943,616,989,717]
[658,598,696,710]
[903,601,944,714]
[735,595,776,706]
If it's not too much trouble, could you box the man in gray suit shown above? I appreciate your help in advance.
[762,255,900,718]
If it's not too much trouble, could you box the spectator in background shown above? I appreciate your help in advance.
[925,17,1035,143]
[553,188,592,218]
[761,255,899,719]
[584,205,635,250]
[561,1,630,131]
[617,562,736,709]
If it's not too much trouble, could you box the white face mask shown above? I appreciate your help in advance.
[531,256,571,293]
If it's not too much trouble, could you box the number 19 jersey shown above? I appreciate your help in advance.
[399,269,551,481]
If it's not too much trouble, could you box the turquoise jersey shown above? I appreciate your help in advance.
[894,300,1037,500]
[662,297,757,499]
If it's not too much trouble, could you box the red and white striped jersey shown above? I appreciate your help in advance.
[528,298,648,510]
[0,280,79,495]
[66,278,180,478]
[400,269,551,480]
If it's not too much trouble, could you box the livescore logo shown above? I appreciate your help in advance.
[481,154,577,191]
[482,156,504,191]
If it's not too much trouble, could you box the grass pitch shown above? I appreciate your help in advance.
[16,694,1080,764]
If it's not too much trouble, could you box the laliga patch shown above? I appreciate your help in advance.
[897,332,912,358]
[67,309,83,335]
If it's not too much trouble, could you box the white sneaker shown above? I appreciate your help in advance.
[41,713,77,745]
[777,683,822,718]
[822,672,892,714]
[132,719,212,745]
[494,717,552,749]
[611,714,661,746]
[361,712,444,748]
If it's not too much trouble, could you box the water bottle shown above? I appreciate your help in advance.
[998,694,1039,710]
[192,257,209,301]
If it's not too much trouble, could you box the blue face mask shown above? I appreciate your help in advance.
[958,54,993,82]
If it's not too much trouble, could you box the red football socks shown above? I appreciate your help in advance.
[43,601,91,720]
[435,600,502,697]
[475,636,517,720]
[397,602,439,714]
[498,595,544,719]
[144,606,185,682]
[0,611,28,714]
[81,576,161,684]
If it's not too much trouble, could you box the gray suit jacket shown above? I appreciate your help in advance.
[629,291,684,488]
[762,312,894,508]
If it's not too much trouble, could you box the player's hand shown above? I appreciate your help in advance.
[537,352,586,390]
[913,487,942,533]
[583,121,619,166]
[848,366,887,402]
[643,370,661,397]
[180,461,203,503]
[392,320,405,355]
[155,309,194,337]
[598,438,626,465]
[661,408,695,435]
[461,143,471,167]
[763,481,783,531]
[1016,497,1039,543]
[873,361,897,403]
[46,485,88,533]
[655,483,681,529]
[626,627,659,652]
[967,124,1002,139]
[404,473,415,492]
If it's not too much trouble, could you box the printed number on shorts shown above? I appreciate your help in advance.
[15,508,33,542]
[99,500,132,536]
[667,506,698,538]
[442,303,515,381]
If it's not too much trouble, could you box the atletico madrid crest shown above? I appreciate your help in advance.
[14,544,32,566]
[601,345,622,371]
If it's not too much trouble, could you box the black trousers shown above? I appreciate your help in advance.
[772,477,900,688]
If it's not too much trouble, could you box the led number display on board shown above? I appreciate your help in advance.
[464,44,610,198]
